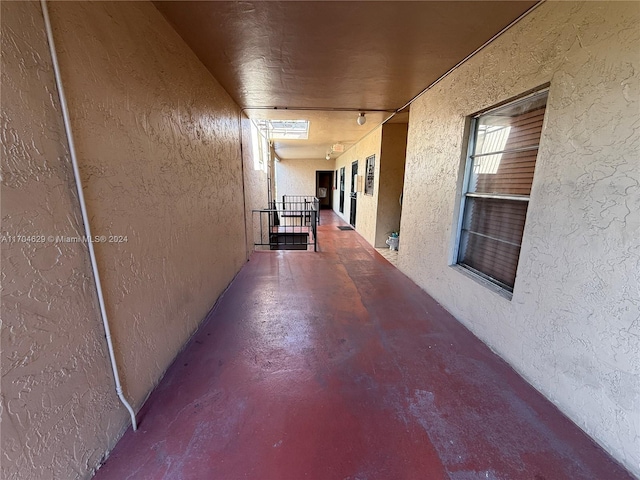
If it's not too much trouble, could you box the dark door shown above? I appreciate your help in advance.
[315,171,333,209]
[350,161,358,227]
[339,167,345,213]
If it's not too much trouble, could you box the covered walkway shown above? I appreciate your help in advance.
[94,211,631,480]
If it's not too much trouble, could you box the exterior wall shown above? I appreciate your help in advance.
[2,2,250,479]
[374,124,408,247]
[1,3,121,477]
[333,127,382,244]
[275,157,333,200]
[398,1,640,475]
[241,116,269,253]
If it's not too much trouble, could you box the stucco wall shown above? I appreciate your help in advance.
[2,1,250,478]
[241,116,269,253]
[275,157,334,200]
[398,1,639,475]
[375,124,408,247]
[1,3,122,477]
[48,0,248,405]
[333,127,382,244]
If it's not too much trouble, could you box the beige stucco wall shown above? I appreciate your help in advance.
[241,116,269,253]
[275,157,334,200]
[333,127,382,244]
[374,124,408,247]
[2,1,250,478]
[1,3,122,477]
[399,1,639,475]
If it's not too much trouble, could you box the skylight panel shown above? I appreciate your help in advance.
[255,120,309,140]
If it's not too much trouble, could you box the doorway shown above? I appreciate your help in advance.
[315,171,333,209]
[350,161,358,227]
[339,167,345,213]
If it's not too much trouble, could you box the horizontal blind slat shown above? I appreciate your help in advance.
[460,94,547,291]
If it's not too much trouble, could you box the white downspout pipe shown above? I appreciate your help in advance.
[40,0,138,431]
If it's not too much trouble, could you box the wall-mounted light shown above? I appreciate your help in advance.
[357,112,366,126]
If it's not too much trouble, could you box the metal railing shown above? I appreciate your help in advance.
[279,195,320,224]
[252,196,319,251]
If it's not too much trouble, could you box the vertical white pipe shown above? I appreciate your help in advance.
[40,0,137,431]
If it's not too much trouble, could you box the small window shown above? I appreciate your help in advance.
[456,89,548,293]
[365,155,375,195]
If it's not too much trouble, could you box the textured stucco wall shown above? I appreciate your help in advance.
[333,127,382,245]
[2,1,249,478]
[275,157,334,200]
[47,0,247,406]
[399,1,640,475]
[374,124,408,247]
[1,2,123,478]
[241,116,269,253]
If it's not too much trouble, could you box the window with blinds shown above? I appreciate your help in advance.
[457,90,548,293]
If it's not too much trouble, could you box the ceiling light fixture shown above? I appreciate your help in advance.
[325,153,331,160]
[357,112,366,126]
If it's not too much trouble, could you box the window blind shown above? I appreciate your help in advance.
[458,92,547,292]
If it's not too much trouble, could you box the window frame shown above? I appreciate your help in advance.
[453,88,549,295]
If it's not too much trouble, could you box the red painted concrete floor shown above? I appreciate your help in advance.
[94,211,633,480]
